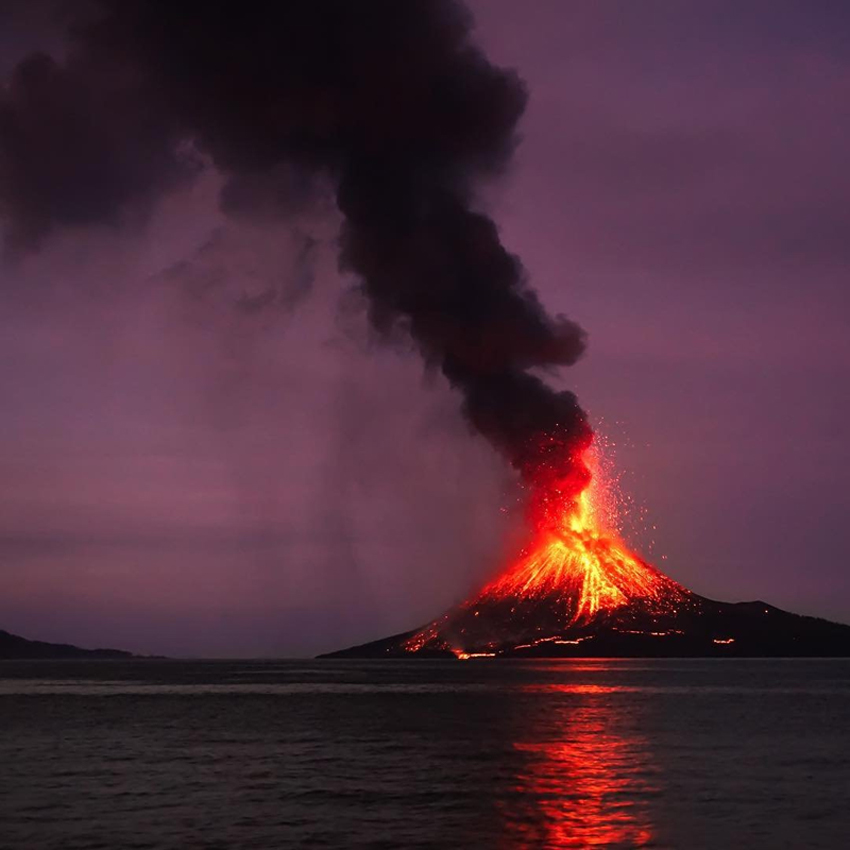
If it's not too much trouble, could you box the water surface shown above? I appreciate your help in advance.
[1,658,847,848]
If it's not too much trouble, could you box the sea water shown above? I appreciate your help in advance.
[1,658,848,848]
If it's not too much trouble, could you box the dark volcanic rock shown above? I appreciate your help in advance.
[318,630,455,660]
[0,629,132,659]
[320,597,850,659]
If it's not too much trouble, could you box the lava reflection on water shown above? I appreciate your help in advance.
[500,697,658,848]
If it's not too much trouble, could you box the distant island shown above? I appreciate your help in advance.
[321,462,850,661]
[0,629,132,660]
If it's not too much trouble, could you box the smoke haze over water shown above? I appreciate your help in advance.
[0,183,517,656]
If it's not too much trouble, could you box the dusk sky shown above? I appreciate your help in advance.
[1,0,848,657]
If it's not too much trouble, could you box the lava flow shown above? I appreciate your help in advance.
[403,436,692,656]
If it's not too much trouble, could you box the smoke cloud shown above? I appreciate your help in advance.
[0,0,590,495]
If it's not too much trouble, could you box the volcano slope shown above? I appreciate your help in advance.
[322,482,850,658]
[321,589,850,659]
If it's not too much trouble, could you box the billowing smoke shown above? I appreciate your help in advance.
[0,0,591,493]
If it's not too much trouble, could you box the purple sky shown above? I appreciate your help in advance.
[1,1,848,656]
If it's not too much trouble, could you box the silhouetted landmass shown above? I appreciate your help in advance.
[321,630,455,660]
[0,629,132,659]
[319,597,850,658]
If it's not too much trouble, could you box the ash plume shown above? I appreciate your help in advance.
[0,0,591,488]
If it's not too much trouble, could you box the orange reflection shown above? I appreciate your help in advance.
[500,697,657,848]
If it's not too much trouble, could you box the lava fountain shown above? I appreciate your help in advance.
[403,434,693,657]
[475,441,683,623]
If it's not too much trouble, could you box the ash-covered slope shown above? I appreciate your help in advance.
[0,629,132,659]
[320,595,850,659]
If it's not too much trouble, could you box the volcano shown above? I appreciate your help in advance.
[323,441,850,659]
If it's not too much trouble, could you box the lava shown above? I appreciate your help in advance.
[480,481,674,624]
[403,436,690,655]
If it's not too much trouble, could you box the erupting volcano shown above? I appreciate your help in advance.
[4,0,843,661]
[325,437,850,659]
[402,438,693,656]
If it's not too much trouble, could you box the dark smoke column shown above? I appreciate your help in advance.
[0,0,592,502]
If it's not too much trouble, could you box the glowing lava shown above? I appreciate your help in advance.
[481,480,675,624]
[404,437,690,655]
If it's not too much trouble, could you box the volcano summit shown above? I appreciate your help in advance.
[324,441,850,659]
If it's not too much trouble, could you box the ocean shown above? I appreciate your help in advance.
[1,658,848,849]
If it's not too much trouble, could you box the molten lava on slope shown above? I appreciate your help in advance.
[402,440,695,656]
